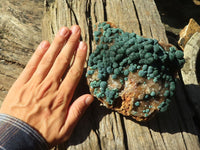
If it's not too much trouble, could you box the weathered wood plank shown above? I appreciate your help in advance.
[0,0,198,150]
[106,0,140,34]
[133,0,168,41]
[43,0,200,150]
[42,0,200,150]
[0,0,44,104]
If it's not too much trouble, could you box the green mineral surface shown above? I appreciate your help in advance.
[87,22,185,113]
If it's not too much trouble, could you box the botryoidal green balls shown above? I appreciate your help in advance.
[86,22,185,121]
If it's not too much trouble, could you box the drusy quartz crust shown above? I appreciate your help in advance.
[86,22,185,121]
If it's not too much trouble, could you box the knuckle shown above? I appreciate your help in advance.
[37,82,51,96]
[68,67,82,78]
[71,104,82,119]
[75,51,84,60]
[40,55,54,66]
[56,34,67,43]
[68,36,79,45]
[57,55,71,66]
[55,95,65,106]
[54,92,70,108]
[26,64,37,72]
[36,79,57,99]
[34,48,44,57]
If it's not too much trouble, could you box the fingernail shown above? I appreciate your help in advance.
[71,25,80,34]
[86,96,93,106]
[41,41,49,49]
[79,41,87,50]
[59,27,69,37]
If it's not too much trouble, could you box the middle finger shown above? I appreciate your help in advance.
[46,25,81,81]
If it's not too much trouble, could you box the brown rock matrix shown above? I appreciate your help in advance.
[178,18,200,50]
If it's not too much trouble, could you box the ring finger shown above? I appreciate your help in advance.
[46,25,81,81]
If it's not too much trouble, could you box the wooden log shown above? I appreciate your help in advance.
[0,0,44,105]
[42,0,200,150]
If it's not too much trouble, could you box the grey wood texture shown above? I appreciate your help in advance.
[0,0,44,105]
[0,0,199,150]
[42,0,200,150]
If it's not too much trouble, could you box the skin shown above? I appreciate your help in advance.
[0,25,94,147]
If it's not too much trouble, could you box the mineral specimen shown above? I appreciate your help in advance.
[86,22,185,121]
[178,18,200,50]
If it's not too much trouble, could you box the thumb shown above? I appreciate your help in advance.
[67,94,94,122]
[62,94,94,139]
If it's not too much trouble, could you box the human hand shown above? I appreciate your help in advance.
[0,25,93,147]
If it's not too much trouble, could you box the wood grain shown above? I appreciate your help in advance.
[0,0,44,104]
[42,0,200,150]
[0,0,199,149]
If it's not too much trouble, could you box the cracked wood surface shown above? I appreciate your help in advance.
[0,0,199,150]
[42,0,200,150]
[0,0,44,106]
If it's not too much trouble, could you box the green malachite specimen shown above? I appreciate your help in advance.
[86,22,185,117]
